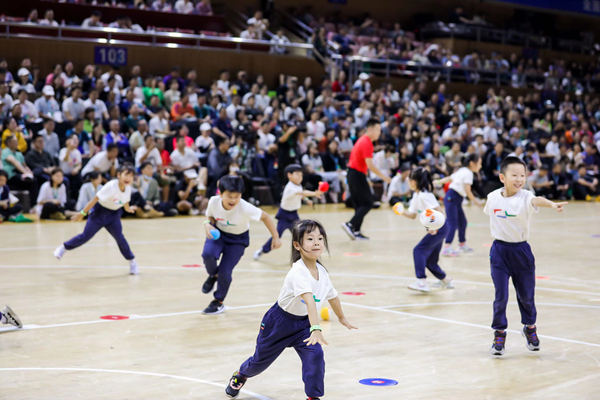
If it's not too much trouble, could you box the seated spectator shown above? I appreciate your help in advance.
[1,135,34,194]
[1,117,27,153]
[37,120,60,161]
[550,163,571,200]
[530,165,553,198]
[34,86,60,122]
[196,0,213,16]
[39,9,59,27]
[573,164,599,200]
[130,162,166,219]
[283,99,305,121]
[12,69,36,96]
[256,120,276,153]
[83,88,109,123]
[246,10,269,40]
[27,9,39,24]
[207,139,232,195]
[82,11,103,28]
[125,104,144,134]
[212,108,233,140]
[387,166,411,206]
[196,122,215,164]
[0,82,13,121]
[0,170,32,223]
[14,90,38,121]
[240,25,258,40]
[444,142,464,172]
[75,171,103,212]
[371,144,397,182]
[226,95,243,121]
[80,143,119,180]
[59,135,83,196]
[152,0,172,12]
[270,29,291,54]
[171,135,200,175]
[104,120,131,160]
[149,108,171,137]
[62,87,85,122]
[306,110,326,142]
[174,0,195,14]
[302,142,340,202]
[129,119,149,154]
[174,169,207,215]
[171,93,196,122]
[36,168,77,220]
[135,134,173,202]
[321,139,346,173]
[25,134,56,190]
[101,65,124,90]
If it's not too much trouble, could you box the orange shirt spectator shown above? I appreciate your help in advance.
[170,94,196,122]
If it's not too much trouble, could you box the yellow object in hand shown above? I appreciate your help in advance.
[320,307,330,321]
[393,202,404,215]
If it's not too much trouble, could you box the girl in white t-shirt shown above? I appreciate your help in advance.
[400,168,454,292]
[54,165,140,275]
[224,219,357,400]
[435,154,483,256]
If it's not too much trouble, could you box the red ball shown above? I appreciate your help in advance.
[318,181,330,192]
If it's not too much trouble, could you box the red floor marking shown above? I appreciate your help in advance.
[182,264,203,268]
[343,253,363,257]
[535,276,551,280]
[100,315,129,320]
[482,243,492,247]
[342,292,366,296]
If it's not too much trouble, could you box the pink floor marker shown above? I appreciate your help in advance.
[535,276,551,280]
[342,292,366,296]
[100,315,129,320]
[182,264,203,268]
[343,252,363,257]
[482,243,492,247]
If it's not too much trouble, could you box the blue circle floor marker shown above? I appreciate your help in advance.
[359,378,398,386]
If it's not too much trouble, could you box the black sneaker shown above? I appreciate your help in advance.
[202,275,217,294]
[354,232,369,241]
[341,222,356,240]
[202,299,225,315]
[225,371,247,398]
[522,325,540,351]
[490,330,506,356]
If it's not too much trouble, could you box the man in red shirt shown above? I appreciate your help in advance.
[343,118,391,240]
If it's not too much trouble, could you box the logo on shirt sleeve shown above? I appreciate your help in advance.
[494,209,517,219]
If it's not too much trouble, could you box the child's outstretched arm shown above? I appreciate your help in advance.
[532,197,568,212]
[301,292,329,346]
[328,297,357,330]
[72,196,99,221]
[260,211,282,249]
[433,176,453,186]
[402,211,417,220]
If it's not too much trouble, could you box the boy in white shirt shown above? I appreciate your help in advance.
[387,165,411,206]
[484,157,567,356]
[253,164,322,261]
[201,176,282,314]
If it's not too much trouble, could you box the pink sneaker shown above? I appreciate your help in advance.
[441,247,460,257]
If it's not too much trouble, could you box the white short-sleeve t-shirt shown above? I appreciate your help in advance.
[206,195,263,235]
[278,259,339,316]
[135,146,163,171]
[81,151,119,176]
[484,188,538,242]
[280,181,303,212]
[96,180,132,211]
[408,190,440,215]
[170,148,198,170]
[448,167,474,198]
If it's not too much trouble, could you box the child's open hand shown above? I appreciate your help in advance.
[271,237,282,250]
[427,229,438,235]
[304,330,329,346]
[553,201,568,212]
[339,317,358,330]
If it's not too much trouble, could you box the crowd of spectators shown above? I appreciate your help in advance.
[2,57,600,223]
[24,0,215,16]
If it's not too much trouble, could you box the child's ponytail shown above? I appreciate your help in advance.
[409,167,433,192]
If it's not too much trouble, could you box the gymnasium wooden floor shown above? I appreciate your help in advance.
[1,202,599,400]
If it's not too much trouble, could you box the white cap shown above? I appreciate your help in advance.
[42,85,55,96]
[358,72,370,80]
[18,68,30,77]
[184,169,198,179]
[200,122,212,132]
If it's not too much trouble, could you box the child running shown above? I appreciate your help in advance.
[400,167,454,292]
[434,154,483,256]
[224,220,357,400]
[53,165,140,275]
[201,175,281,315]
[485,157,567,356]
[253,164,322,261]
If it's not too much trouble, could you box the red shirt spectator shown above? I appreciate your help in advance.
[171,95,195,122]
[348,134,374,174]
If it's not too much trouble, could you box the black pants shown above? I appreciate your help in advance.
[0,204,23,219]
[573,182,593,200]
[40,203,64,219]
[347,168,373,232]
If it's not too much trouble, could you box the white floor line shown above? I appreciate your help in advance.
[0,264,598,296]
[0,367,272,400]
[379,301,600,310]
[342,302,600,348]
[0,303,273,333]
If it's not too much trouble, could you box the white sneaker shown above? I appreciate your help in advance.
[2,305,22,328]
[53,244,66,260]
[253,249,263,261]
[459,244,474,253]
[408,279,430,292]
[441,247,460,257]
[190,209,200,216]
[432,277,455,289]
[129,259,140,275]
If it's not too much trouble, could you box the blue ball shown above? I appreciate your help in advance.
[210,229,221,240]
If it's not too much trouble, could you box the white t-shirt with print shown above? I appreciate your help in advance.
[278,259,339,316]
[408,190,439,215]
[135,146,162,171]
[206,195,263,235]
[58,147,82,174]
[449,167,474,198]
[280,181,303,212]
[96,179,131,211]
[81,151,119,176]
[484,188,538,242]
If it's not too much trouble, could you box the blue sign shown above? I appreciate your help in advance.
[489,0,600,17]
[94,46,128,67]
[359,378,398,386]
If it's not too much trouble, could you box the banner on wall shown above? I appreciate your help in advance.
[487,0,600,17]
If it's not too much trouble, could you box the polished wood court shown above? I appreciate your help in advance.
[1,202,599,399]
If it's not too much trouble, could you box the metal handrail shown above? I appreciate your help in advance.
[0,21,314,53]
[420,22,593,55]
[336,54,599,93]
[275,8,339,55]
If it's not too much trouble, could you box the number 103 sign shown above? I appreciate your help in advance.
[94,46,128,66]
